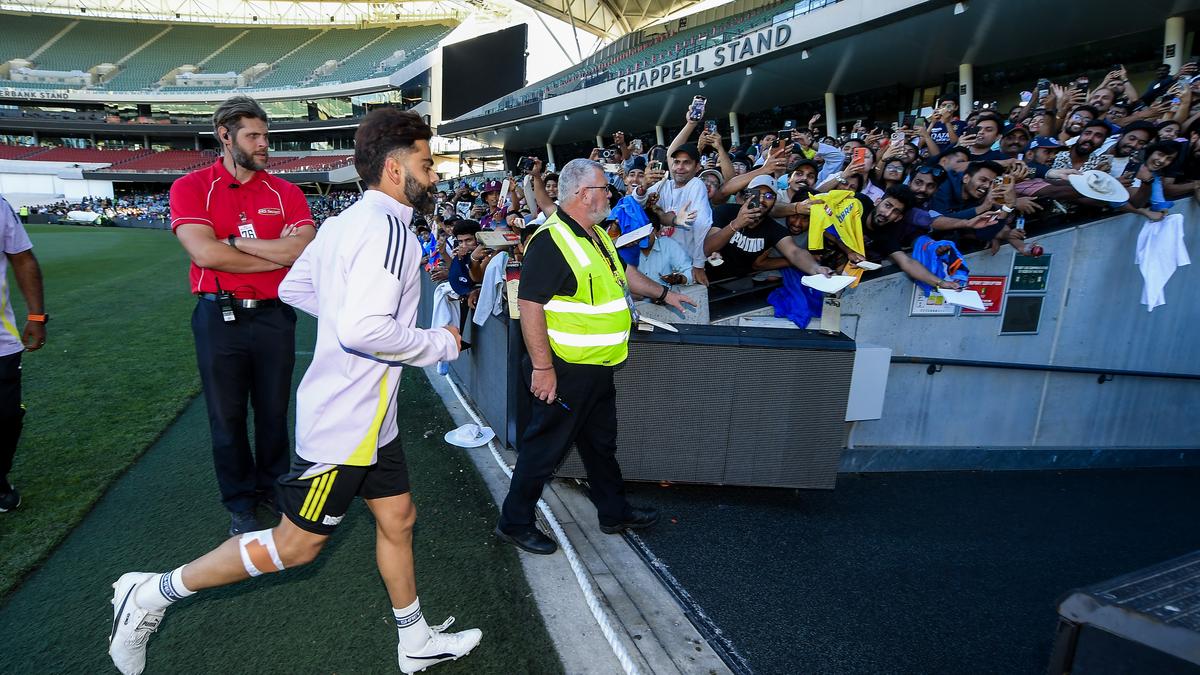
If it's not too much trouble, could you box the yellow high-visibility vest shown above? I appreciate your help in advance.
[528,212,631,366]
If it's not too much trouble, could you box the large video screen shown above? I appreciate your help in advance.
[441,25,527,121]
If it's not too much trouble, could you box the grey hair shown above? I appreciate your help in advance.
[212,95,268,136]
[557,158,604,206]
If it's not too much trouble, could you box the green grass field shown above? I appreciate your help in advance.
[0,224,561,673]
[1,225,200,595]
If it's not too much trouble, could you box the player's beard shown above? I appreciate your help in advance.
[405,174,436,214]
[232,144,267,172]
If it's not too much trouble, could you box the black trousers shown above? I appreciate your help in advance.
[191,299,295,513]
[0,352,23,489]
[499,355,629,530]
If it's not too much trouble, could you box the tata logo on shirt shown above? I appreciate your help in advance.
[257,207,282,216]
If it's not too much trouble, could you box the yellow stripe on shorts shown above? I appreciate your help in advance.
[309,470,338,522]
[299,473,328,521]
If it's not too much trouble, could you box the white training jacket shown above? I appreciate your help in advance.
[280,190,459,467]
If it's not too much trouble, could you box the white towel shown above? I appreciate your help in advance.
[1136,213,1191,312]
[473,252,510,327]
[430,281,460,329]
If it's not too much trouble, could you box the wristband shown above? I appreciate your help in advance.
[532,365,554,371]
[653,285,669,305]
[27,313,48,323]
[228,235,237,249]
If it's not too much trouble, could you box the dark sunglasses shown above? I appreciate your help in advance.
[915,165,946,178]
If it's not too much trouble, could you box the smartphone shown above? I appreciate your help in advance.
[902,114,915,129]
[963,126,979,136]
[1020,91,1032,103]
[890,131,905,145]
[1076,76,1089,89]
[781,119,797,132]
[517,156,535,174]
[746,194,761,210]
[852,147,868,164]
[704,119,718,134]
[648,145,667,170]
[687,95,707,122]
[914,116,927,129]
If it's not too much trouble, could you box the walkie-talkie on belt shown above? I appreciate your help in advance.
[215,278,236,323]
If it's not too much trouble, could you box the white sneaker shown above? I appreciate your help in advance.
[397,617,483,674]
[108,572,165,675]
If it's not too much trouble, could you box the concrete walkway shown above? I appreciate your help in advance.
[426,369,730,675]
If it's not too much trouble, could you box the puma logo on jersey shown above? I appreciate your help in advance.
[257,207,282,216]
[322,514,344,526]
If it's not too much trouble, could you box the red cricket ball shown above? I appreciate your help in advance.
[1029,245,1044,257]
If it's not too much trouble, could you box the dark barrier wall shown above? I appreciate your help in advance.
[419,273,856,490]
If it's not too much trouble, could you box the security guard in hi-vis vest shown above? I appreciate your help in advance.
[495,159,695,555]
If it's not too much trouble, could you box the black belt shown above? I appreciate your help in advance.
[198,293,282,309]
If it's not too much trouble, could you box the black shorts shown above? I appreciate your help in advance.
[277,435,411,535]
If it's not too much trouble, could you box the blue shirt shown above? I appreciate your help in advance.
[448,255,475,296]
[637,236,693,286]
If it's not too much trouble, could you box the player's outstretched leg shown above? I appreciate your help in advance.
[108,519,327,675]
[366,493,482,673]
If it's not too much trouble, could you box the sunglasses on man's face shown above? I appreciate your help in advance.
[915,165,945,178]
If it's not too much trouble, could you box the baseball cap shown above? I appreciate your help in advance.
[1003,124,1031,137]
[480,179,502,194]
[1028,136,1066,151]
[670,143,700,162]
[746,175,778,193]
[627,155,647,172]
[698,168,724,185]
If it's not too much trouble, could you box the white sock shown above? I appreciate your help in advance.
[394,597,431,652]
[134,566,195,611]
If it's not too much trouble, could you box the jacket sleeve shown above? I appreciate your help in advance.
[279,244,319,317]
[336,219,458,367]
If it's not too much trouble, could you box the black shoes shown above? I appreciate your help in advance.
[0,483,20,512]
[494,525,557,555]
[228,510,261,537]
[599,506,660,534]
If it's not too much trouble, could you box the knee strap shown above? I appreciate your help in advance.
[239,530,285,577]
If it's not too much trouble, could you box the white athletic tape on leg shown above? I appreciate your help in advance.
[238,530,285,577]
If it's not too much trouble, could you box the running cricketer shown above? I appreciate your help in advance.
[108,108,480,674]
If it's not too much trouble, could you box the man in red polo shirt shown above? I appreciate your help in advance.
[170,96,315,536]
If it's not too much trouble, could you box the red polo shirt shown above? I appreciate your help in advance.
[170,160,314,299]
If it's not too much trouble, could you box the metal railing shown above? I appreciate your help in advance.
[892,356,1200,384]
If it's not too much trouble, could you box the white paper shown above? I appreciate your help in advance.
[855,261,882,270]
[936,287,985,311]
[638,316,679,332]
[801,274,856,294]
[615,224,653,248]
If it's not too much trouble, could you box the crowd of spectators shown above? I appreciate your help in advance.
[422,60,1199,329]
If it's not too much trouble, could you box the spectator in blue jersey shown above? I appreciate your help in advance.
[927,96,967,151]
[961,113,1011,164]
[448,220,481,298]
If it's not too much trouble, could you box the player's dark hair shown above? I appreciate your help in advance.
[212,96,268,139]
[354,108,433,187]
[452,219,481,237]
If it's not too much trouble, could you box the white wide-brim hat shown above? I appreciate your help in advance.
[1067,169,1130,203]
[443,423,495,448]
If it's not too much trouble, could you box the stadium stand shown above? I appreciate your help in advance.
[267,154,354,172]
[105,150,215,172]
[103,24,239,88]
[192,27,314,80]
[32,19,164,73]
[0,13,454,92]
[26,147,152,163]
[310,23,453,84]
[0,145,38,160]
[0,14,72,63]
[472,0,836,115]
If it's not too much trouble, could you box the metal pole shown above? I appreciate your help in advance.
[958,63,974,115]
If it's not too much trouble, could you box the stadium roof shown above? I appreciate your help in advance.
[513,0,713,39]
[0,0,476,26]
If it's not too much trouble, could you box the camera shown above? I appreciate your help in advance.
[517,156,536,174]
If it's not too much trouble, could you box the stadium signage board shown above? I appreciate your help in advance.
[615,23,794,96]
[0,88,72,101]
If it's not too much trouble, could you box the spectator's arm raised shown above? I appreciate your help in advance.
[667,106,700,158]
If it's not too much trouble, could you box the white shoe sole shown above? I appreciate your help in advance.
[108,572,155,675]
